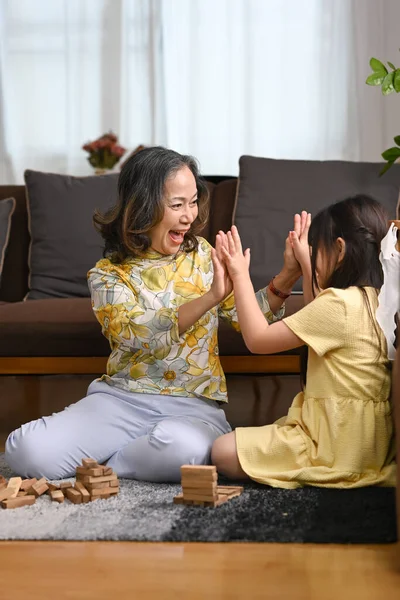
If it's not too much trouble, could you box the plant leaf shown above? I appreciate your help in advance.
[380,161,395,176]
[370,57,388,74]
[366,72,386,86]
[394,69,400,92]
[382,72,395,95]
[381,146,400,161]
[394,135,400,146]
[388,61,396,70]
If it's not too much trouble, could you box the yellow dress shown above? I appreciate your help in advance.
[235,287,396,488]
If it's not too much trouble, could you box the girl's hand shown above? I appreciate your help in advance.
[289,211,311,269]
[283,211,308,276]
[219,226,251,280]
[209,234,233,304]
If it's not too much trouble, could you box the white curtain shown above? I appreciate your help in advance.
[0,0,400,183]
[0,0,163,182]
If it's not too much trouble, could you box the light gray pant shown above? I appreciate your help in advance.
[5,380,231,482]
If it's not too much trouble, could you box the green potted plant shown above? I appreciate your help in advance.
[366,58,400,173]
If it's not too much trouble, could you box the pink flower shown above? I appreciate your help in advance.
[110,144,126,157]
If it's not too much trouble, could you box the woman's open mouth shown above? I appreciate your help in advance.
[169,230,188,244]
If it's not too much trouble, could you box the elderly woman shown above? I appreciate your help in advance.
[5,146,301,482]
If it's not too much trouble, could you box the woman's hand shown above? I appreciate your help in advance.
[209,234,233,304]
[289,211,312,269]
[218,226,251,280]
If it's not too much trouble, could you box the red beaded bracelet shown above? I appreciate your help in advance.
[268,277,291,300]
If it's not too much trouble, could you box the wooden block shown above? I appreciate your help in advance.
[28,477,49,497]
[389,220,400,228]
[0,487,15,502]
[109,479,119,488]
[80,474,117,484]
[0,481,6,491]
[183,491,218,502]
[20,478,37,492]
[84,481,110,491]
[46,482,60,493]
[1,495,36,509]
[17,491,28,497]
[90,492,112,501]
[60,481,74,490]
[82,458,99,468]
[76,466,104,478]
[102,467,113,476]
[7,477,22,498]
[90,485,119,497]
[182,479,217,490]
[74,481,90,503]
[65,487,82,504]
[180,465,216,478]
[50,490,64,504]
[217,486,244,494]
[173,495,185,505]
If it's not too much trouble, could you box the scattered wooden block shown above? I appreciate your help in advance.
[7,477,22,498]
[90,485,119,497]
[76,466,104,478]
[0,457,120,509]
[84,481,110,491]
[74,481,90,503]
[174,466,244,508]
[0,487,15,502]
[46,482,60,493]
[65,487,82,504]
[1,495,36,509]
[20,478,37,492]
[181,465,216,478]
[82,458,99,469]
[50,490,65,504]
[79,474,117,485]
[60,481,74,490]
[28,477,49,497]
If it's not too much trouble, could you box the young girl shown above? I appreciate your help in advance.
[211,195,396,488]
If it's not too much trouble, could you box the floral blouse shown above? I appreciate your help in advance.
[88,237,284,403]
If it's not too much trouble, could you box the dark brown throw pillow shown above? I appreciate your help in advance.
[0,197,16,287]
[234,156,400,292]
[25,170,118,299]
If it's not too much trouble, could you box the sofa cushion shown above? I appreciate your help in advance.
[218,294,303,356]
[234,156,400,292]
[0,294,303,358]
[25,170,119,300]
[0,197,15,285]
[0,186,30,302]
[0,298,110,357]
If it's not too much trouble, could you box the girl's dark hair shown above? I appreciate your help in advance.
[301,194,389,387]
[93,146,210,261]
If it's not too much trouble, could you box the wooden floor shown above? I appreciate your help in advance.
[1,377,400,599]
[0,541,399,599]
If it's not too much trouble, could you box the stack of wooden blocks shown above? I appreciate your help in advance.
[0,458,119,509]
[173,465,243,507]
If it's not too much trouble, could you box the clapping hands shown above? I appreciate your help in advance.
[210,226,251,304]
[288,211,312,269]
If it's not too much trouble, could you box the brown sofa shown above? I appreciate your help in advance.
[1,158,399,435]
[0,177,303,376]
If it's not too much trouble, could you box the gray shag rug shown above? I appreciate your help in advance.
[0,455,397,543]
